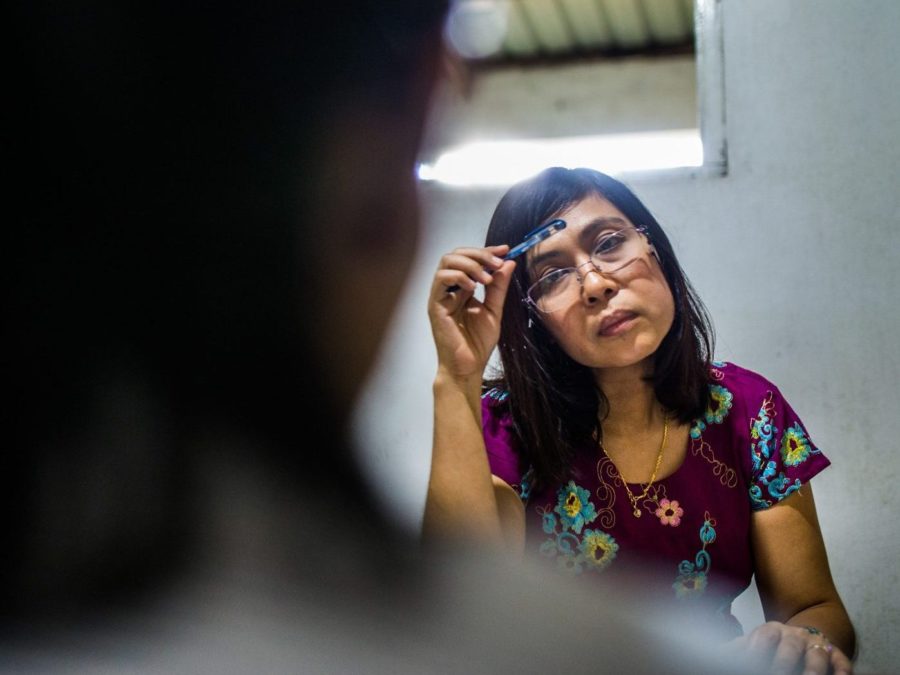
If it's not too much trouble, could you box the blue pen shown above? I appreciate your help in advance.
[446,219,566,293]
[504,218,567,261]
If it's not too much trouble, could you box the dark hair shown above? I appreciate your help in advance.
[485,168,714,490]
[5,1,447,613]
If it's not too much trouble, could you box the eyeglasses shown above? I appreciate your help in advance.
[524,225,651,314]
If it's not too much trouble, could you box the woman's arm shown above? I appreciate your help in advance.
[422,245,525,551]
[745,484,855,673]
[424,375,525,551]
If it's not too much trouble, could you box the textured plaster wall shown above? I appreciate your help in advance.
[354,2,900,672]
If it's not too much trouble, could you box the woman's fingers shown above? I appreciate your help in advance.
[736,622,853,675]
[800,641,833,675]
[440,253,496,285]
[433,268,478,295]
[747,621,781,657]
[769,630,808,674]
[435,245,510,292]
[483,259,516,316]
[830,646,853,675]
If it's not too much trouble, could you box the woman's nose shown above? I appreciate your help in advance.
[579,263,618,305]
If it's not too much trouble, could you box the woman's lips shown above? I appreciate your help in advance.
[597,311,638,337]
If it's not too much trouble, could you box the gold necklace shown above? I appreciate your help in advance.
[600,415,669,518]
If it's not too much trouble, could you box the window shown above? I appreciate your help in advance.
[418,0,725,186]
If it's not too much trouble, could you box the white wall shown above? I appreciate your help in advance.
[354,2,900,672]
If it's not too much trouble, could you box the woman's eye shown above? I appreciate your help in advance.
[538,269,569,290]
[594,232,625,255]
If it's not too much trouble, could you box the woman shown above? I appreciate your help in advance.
[426,168,855,673]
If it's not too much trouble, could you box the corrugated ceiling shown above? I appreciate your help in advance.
[449,0,695,63]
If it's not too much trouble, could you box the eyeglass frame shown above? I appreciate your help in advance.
[520,224,656,314]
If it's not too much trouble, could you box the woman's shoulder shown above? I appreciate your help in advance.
[708,361,784,401]
[709,363,829,509]
[480,384,529,488]
[696,361,790,440]
[481,384,512,424]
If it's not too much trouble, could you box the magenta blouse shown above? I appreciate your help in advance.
[482,362,831,636]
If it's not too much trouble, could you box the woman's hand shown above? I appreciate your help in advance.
[428,244,516,381]
[728,622,852,674]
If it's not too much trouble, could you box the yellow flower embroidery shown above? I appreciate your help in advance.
[579,529,618,572]
[781,423,812,466]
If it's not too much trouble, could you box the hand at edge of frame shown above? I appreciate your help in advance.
[726,621,852,675]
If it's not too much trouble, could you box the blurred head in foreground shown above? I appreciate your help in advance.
[5,1,448,612]
[3,6,767,673]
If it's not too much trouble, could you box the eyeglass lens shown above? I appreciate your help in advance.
[527,227,645,313]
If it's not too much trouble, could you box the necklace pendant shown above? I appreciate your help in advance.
[633,508,641,518]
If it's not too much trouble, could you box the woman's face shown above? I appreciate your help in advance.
[524,194,675,374]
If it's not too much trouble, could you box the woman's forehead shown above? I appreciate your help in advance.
[525,195,631,262]
[554,194,629,231]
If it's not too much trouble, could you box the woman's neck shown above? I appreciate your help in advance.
[593,361,662,435]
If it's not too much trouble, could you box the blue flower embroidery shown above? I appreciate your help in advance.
[781,423,812,466]
[556,532,580,556]
[554,481,598,534]
[482,387,509,403]
[689,419,706,440]
[518,467,534,501]
[690,384,734,438]
[673,512,716,599]
[768,473,802,501]
[556,554,586,576]
[749,393,816,509]
[750,395,779,509]
[542,511,557,534]
[706,385,734,424]
[536,483,614,576]
[539,540,557,558]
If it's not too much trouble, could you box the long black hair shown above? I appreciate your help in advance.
[485,168,714,490]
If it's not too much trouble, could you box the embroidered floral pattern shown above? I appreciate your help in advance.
[556,554,586,576]
[555,481,597,534]
[556,532,580,555]
[707,386,734,424]
[542,511,557,534]
[539,540,557,557]
[749,393,804,509]
[482,387,509,403]
[593,457,621,528]
[655,498,684,527]
[518,467,535,501]
[639,483,670,518]
[690,384,734,438]
[580,529,619,571]
[673,572,708,597]
[673,512,717,599]
[597,459,687,522]
[781,423,812,466]
[537,482,618,576]
[690,435,739,488]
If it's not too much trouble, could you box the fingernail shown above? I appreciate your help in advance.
[491,256,504,266]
